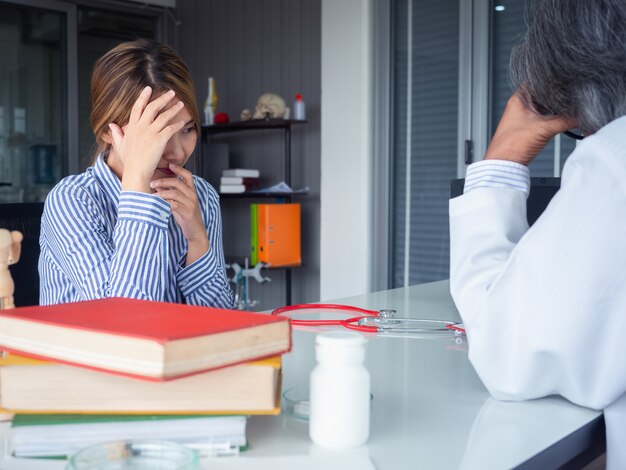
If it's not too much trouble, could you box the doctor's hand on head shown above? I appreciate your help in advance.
[484,92,578,166]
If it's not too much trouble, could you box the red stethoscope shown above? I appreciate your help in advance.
[271,303,465,335]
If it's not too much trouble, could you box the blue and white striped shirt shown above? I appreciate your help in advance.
[463,159,530,196]
[39,155,234,308]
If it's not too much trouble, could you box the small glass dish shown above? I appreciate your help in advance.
[283,386,374,422]
[283,385,311,421]
[66,439,199,470]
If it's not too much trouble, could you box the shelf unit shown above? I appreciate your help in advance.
[199,119,306,184]
[200,118,307,306]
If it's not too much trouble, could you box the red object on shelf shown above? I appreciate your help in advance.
[214,112,229,124]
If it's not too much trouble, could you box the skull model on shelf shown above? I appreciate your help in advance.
[252,93,287,120]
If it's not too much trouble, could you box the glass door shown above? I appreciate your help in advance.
[0,1,160,202]
[391,0,460,287]
[387,0,579,289]
[0,1,67,202]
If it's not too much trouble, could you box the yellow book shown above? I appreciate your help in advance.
[0,353,282,415]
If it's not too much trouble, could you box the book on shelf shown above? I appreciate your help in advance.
[222,168,260,178]
[249,181,309,195]
[220,176,260,193]
[0,354,282,414]
[220,176,259,186]
[257,203,301,267]
[220,184,254,194]
[0,298,291,381]
[10,413,247,458]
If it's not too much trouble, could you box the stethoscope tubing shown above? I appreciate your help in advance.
[271,303,466,335]
[271,304,380,332]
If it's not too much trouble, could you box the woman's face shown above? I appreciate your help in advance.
[150,104,197,181]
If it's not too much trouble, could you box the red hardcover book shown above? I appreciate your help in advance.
[0,298,291,381]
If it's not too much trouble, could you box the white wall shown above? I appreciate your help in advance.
[320,0,372,300]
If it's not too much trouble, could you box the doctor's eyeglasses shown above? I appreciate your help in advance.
[564,129,584,140]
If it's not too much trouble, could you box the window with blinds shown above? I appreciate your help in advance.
[490,0,576,176]
[389,0,577,288]
[391,0,459,287]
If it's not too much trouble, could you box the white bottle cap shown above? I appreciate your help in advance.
[315,330,366,346]
[315,331,366,363]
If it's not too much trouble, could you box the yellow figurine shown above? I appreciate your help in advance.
[0,229,23,310]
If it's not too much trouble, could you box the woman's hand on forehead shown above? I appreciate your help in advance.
[108,86,187,193]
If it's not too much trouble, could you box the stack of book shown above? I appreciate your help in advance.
[220,168,260,194]
[0,298,292,459]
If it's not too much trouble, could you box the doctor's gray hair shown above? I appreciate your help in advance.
[510,0,626,134]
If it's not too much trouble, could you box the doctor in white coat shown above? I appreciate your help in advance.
[449,0,626,468]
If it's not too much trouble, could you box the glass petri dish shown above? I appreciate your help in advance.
[66,439,199,470]
[283,385,374,422]
[283,385,311,421]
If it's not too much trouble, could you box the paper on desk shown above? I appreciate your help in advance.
[249,181,309,194]
[0,457,66,469]
[203,454,376,470]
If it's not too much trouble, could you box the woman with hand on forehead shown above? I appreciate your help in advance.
[39,39,234,308]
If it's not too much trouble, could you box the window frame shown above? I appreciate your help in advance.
[371,0,393,291]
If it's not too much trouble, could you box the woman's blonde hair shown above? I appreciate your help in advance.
[90,39,200,161]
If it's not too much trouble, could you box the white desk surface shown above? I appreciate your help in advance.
[0,281,603,469]
[243,280,603,469]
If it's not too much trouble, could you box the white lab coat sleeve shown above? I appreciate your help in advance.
[449,123,626,415]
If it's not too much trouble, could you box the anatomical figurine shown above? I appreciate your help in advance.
[0,229,23,310]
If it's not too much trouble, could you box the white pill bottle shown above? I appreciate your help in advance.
[293,93,306,120]
[309,331,370,448]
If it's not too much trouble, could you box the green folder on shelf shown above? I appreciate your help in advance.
[250,204,258,265]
